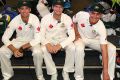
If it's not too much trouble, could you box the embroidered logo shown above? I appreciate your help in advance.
[92,30,96,33]
[37,27,40,32]
[81,23,85,27]
[18,26,22,31]
[49,24,53,28]
[28,24,32,28]
[61,23,65,27]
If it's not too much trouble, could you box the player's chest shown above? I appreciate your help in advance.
[46,21,66,32]
[16,23,33,32]
[78,19,98,34]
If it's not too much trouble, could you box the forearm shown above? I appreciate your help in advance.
[60,29,75,48]
[8,44,23,57]
[8,44,17,53]
[101,44,109,72]
[21,43,32,50]
[74,23,81,39]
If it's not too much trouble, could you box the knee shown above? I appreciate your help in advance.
[32,49,43,57]
[0,49,4,56]
[76,45,84,52]
[108,44,116,54]
[41,45,47,53]
[67,45,75,51]
[0,49,11,58]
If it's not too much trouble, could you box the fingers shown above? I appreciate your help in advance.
[46,43,61,54]
[15,53,23,58]
[14,50,23,58]
[47,46,58,54]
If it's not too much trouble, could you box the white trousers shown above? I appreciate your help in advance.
[74,38,116,80]
[41,43,75,75]
[0,39,44,80]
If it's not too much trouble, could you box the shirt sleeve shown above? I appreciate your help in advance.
[29,16,41,46]
[2,19,16,46]
[60,16,75,48]
[97,21,108,44]
[40,17,50,45]
[72,13,78,23]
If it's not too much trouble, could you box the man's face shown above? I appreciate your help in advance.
[89,11,102,25]
[18,6,31,18]
[53,5,63,15]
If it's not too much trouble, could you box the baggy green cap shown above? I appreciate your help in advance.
[90,3,105,14]
[17,0,31,8]
[53,0,64,7]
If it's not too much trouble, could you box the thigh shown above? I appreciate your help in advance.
[74,39,85,50]
[107,42,116,53]
[86,39,101,51]
[0,45,13,58]
[64,42,75,51]
[11,39,28,48]
[86,39,116,52]
[31,44,42,53]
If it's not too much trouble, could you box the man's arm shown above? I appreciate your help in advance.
[19,43,31,52]
[8,44,23,57]
[59,17,75,48]
[73,23,81,41]
[100,44,110,80]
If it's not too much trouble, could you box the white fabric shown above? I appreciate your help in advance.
[40,13,75,75]
[73,11,107,44]
[36,0,50,17]
[73,11,116,80]
[74,39,116,80]
[41,13,75,48]
[0,13,43,80]
[2,14,41,47]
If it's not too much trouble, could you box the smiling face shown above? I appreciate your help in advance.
[18,6,31,18]
[53,4,63,16]
[89,11,102,25]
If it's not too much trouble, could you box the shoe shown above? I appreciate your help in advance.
[38,75,45,80]
[51,73,57,80]
[75,76,84,80]
[2,78,9,80]
[2,77,10,80]
[2,79,8,80]
[62,71,70,80]
[38,78,45,80]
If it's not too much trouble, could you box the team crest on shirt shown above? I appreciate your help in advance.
[37,26,40,32]
[92,30,98,36]
[81,23,85,27]
[49,24,53,28]
[28,24,32,28]
[18,26,22,31]
[61,23,65,27]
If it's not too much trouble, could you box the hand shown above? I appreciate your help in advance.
[19,47,24,53]
[7,44,23,57]
[20,43,31,51]
[41,0,44,4]
[45,43,55,53]
[103,71,110,80]
[53,44,62,53]
[13,49,23,58]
